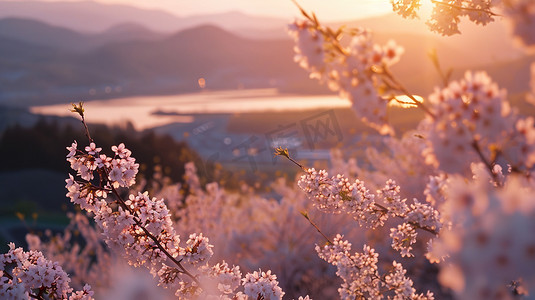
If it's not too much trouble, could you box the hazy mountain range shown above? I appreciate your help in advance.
[0,1,533,107]
[0,18,164,52]
[0,1,288,34]
[0,0,525,60]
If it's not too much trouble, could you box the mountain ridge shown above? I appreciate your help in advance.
[0,7,532,107]
[0,17,164,52]
[0,1,288,34]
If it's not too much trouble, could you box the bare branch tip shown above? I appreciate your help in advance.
[70,101,85,118]
[274,147,290,159]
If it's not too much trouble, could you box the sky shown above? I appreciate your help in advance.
[31,0,394,21]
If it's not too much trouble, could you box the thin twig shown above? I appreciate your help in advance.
[274,147,305,170]
[382,66,436,118]
[70,102,93,143]
[80,115,93,143]
[301,212,332,244]
[428,48,451,87]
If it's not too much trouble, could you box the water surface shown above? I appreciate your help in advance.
[31,89,349,130]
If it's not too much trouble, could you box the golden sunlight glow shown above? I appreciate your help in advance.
[388,95,425,108]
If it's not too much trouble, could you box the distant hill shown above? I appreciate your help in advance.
[0,1,287,34]
[0,1,183,33]
[0,32,119,104]
[0,17,164,52]
[0,18,89,51]
[87,25,300,79]
[173,11,287,36]
[0,34,62,62]
[100,23,163,42]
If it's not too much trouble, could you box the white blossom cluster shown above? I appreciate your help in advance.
[316,235,434,299]
[298,168,442,263]
[298,169,441,235]
[26,213,112,290]
[208,261,242,295]
[0,243,94,299]
[423,71,535,174]
[390,223,417,258]
[242,269,285,300]
[288,18,405,134]
[297,168,376,219]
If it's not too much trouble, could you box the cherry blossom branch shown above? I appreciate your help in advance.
[300,211,333,244]
[303,212,424,295]
[69,102,200,286]
[407,221,439,236]
[277,148,441,237]
[377,201,439,235]
[108,186,200,285]
[291,0,437,131]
